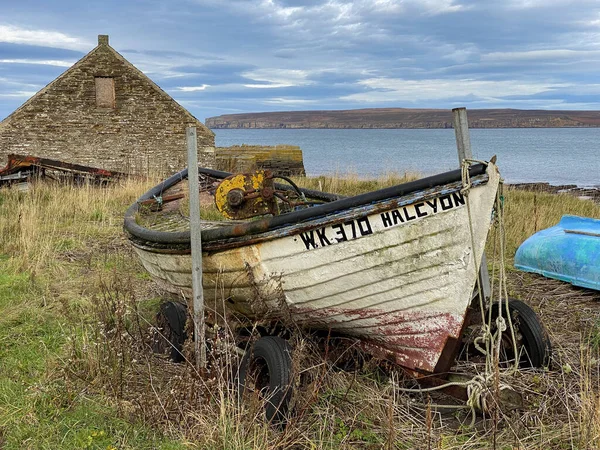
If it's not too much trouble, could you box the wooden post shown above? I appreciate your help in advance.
[186,126,206,370]
[452,108,491,302]
[453,108,472,165]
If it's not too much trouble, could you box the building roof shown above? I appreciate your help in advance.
[0,35,213,138]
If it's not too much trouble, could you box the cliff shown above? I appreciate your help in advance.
[206,108,600,129]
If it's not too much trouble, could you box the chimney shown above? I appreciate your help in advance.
[98,35,109,46]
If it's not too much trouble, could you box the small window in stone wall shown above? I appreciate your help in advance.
[95,77,115,108]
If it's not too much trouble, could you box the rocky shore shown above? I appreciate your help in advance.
[509,182,600,203]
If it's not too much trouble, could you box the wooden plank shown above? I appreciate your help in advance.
[453,107,472,164]
[186,126,206,370]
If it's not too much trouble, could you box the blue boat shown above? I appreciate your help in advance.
[515,215,600,291]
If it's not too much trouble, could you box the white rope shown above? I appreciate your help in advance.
[494,181,520,375]
[396,372,515,426]
[461,159,494,372]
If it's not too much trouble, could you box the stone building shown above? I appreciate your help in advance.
[0,35,215,175]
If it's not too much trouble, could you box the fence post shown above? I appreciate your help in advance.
[452,108,491,302]
[186,126,206,370]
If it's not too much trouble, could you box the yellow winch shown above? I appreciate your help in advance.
[214,170,279,220]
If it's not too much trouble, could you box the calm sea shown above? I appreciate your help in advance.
[213,128,600,187]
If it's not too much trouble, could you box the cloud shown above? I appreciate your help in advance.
[504,0,574,9]
[261,0,304,20]
[0,76,42,90]
[0,25,89,50]
[3,0,600,120]
[119,48,231,82]
[0,90,38,98]
[405,0,466,15]
[263,97,319,105]
[191,0,464,54]
[0,58,74,67]
[120,49,209,59]
[342,77,568,103]
[244,83,297,89]
[176,85,210,92]
[482,49,600,63]
[242,68,313,88]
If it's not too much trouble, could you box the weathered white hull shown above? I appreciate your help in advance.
[132,164,500,372]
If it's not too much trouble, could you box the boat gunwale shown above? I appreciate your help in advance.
[123,163,488,248]
[130,174,489,253]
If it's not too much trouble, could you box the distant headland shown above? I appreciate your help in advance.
[205,108,600,129]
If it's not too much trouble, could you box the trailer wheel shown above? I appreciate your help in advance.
[154,301,187,363]
[490,299,551,369]
[238,336,293,425]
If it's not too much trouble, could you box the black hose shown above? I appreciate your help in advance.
[273,175,304,198]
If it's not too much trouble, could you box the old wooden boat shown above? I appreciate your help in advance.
[515,215,600,291]
[124,161,501,374]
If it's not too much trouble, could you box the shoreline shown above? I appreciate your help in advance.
[509,182,600,203]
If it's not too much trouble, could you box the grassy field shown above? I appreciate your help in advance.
[0,173,599,449]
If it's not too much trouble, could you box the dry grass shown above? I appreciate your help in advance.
[293,171,420,197]
[1,173,600,448]
[503,187,600,258]
[0,177,158,274]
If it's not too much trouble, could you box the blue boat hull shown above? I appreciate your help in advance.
[514,215,600,291]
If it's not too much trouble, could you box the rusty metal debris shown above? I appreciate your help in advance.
[213,169,332,221]
[0,154,128,189]
[214,169,279,219]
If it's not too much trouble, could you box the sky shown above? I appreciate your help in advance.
[2,0,600,122]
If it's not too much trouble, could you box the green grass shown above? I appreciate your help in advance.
[0,267,185,450]
[0,181,187,449]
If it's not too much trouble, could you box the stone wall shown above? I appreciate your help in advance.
[216,145,306,176]
[0,36,215,176]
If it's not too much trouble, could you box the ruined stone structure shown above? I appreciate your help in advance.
[216,145,306,176]
[0,35,215,175]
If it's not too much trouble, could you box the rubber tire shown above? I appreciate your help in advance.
[490,299,552,369]
[156,301,188,363]
[238,336,293,425]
